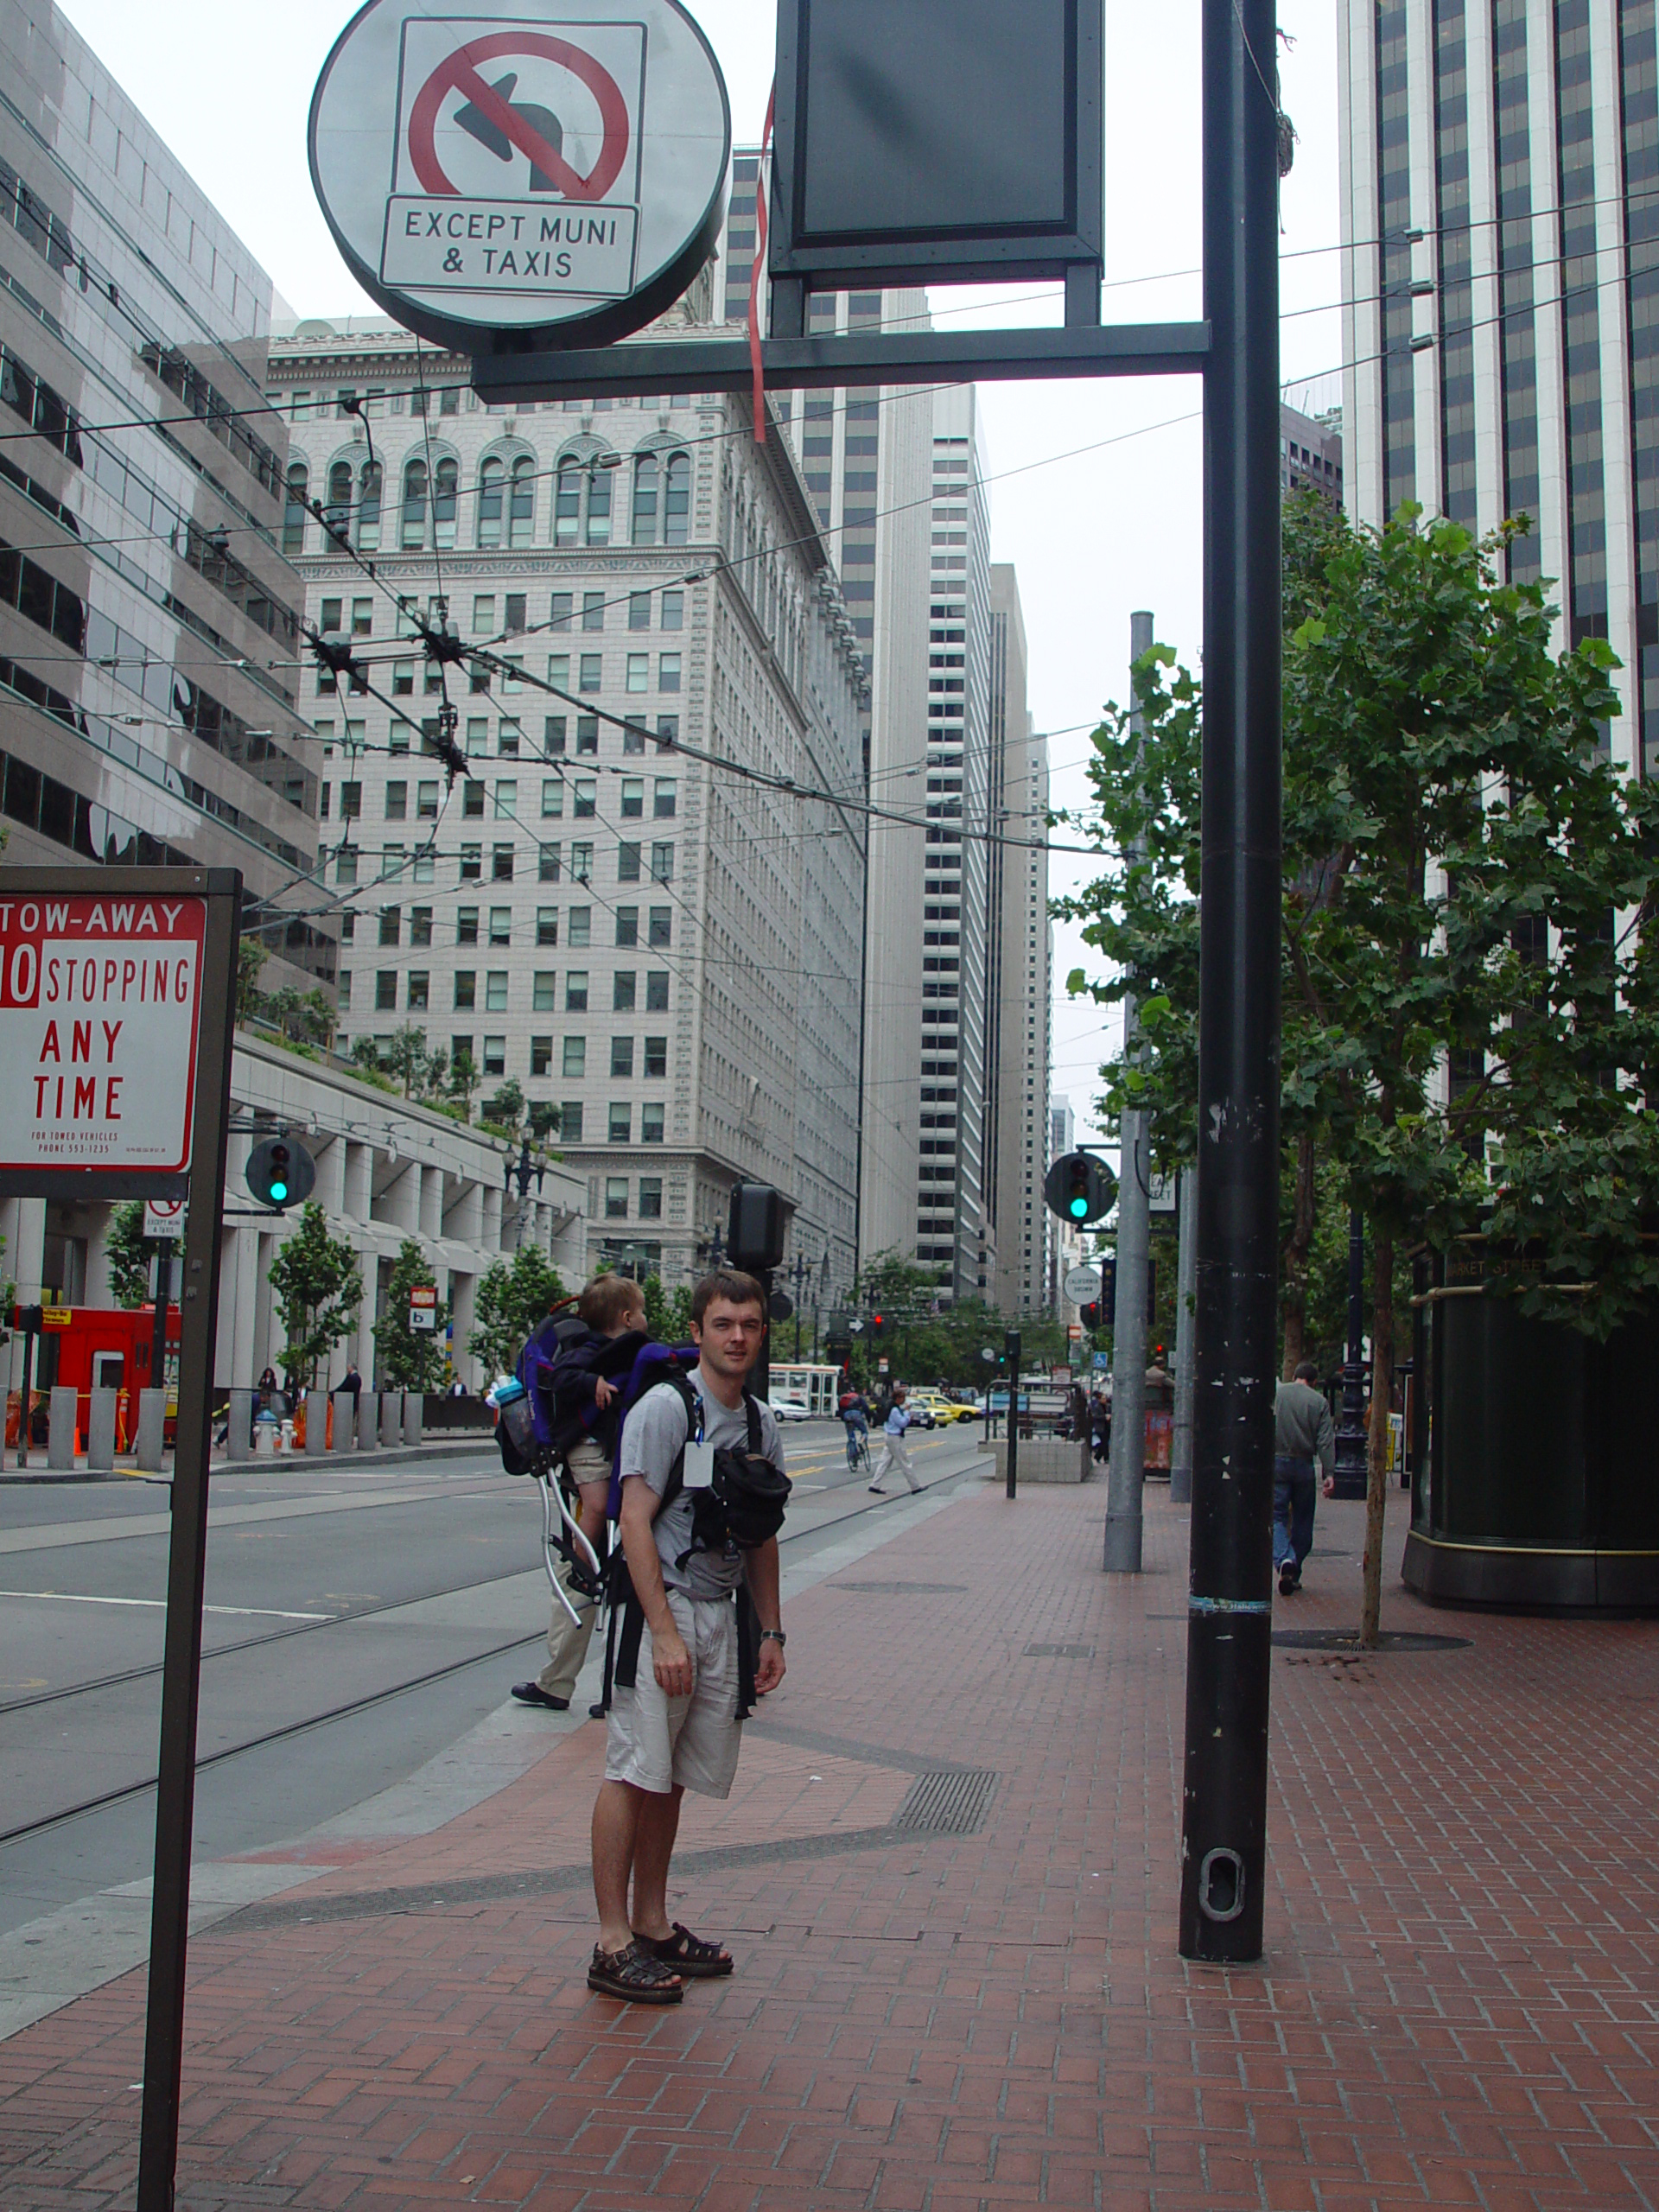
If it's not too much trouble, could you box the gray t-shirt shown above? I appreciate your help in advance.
[619,1366,787,1599]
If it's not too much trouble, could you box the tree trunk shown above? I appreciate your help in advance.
[1280,1132,1318,1379]
[1359,1229,1395,1647]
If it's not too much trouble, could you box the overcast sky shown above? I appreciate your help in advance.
[59,0,1345,1152]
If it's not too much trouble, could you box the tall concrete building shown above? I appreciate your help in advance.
[0,0,326,962]
[986,565,1052,1315]
[270,302,868,1294]
[1338,0,1652,776]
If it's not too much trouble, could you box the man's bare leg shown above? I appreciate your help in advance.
[628,1784,683,1942]
[592,1777,650,1955]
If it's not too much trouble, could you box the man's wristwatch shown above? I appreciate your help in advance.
[759,1627,786,1649]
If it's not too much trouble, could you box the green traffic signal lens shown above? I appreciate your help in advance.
[1069,1196,1089,1219]
[270,1180,288,1202]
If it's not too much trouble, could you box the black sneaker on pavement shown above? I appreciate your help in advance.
[1278,1566,1300,1596]
[511,1681,569,1711]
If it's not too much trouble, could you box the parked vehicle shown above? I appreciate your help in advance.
[766,1394,812,1422]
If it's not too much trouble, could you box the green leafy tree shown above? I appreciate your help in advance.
[236,938,267,1025]
[642,1272,693,1344]
[527,1100,561,1141]
[302,989,339,1052]
[469,1245,568,1378]
[448,1047,478,1122]
[384,1022,429,1098]
[267,1204,363,1389]
[1065,498,1659,1645]
[105,1200,155,1310]
[481,1077,525,1133]
[376,1237,448,1390]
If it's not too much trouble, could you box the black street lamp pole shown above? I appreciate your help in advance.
[1179,0,1281,1967]
[1331,1207,1368,1499]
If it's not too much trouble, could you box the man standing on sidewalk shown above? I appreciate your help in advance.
[1274,1360,1336,1595]
[868,1382,919,1495]
[588,1269,787,2004]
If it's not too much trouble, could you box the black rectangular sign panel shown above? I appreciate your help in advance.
[772,0,1102,288]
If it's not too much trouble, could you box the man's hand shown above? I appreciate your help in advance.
[754,1634,786,1694]
[594,1375,617,1408]
[1322,1475,1336,1498]
[652,1627,694,1698]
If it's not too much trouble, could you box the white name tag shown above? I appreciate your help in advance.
[683,1435,715,1489]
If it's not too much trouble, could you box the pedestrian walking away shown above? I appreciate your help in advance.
[512,1274,648,1715]
[868,1382,919,1494]
[1274,1359,1337,1594]
[588,1268,789,2004]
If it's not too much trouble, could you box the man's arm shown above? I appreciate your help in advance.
[617,1474,692,1696]
[745,1537,785,1694]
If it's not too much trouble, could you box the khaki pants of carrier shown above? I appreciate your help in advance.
[536,1558,600,1702]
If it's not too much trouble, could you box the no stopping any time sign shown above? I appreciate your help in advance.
[0,893,205,1179]
[308,0,731,353]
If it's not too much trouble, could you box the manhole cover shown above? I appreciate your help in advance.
[896,1769,997,1834]
[832,1580,968,1594]
[1272,1630,1471,1654]
[1023,1642,1096,1660]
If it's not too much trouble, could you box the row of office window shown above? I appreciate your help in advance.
[329,840,672,890]
[313,713,679,759]
[287,450,692,556]
[318,588,685,639]
[341,962,672,1013]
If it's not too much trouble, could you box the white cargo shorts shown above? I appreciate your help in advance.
[604,1587,741,1798]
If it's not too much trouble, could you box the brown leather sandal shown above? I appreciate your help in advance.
[632,1922,734,1978]
[587,1940,683,2003]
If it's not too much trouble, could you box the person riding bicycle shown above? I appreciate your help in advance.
[837,1383,870,1471]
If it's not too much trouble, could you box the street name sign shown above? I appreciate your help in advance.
[410,1285,439,1331]
[309,0,730,353]
[1064,1262,1102,1306]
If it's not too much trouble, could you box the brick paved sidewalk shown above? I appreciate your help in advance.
[5,1478,1659,2211]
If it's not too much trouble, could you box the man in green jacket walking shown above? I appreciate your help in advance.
[1274,1361,1336,1596]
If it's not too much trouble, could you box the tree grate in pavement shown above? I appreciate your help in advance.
[1271,1628,1472,1653]
[1023,1641,1096,1659]
[895,1768,997,1834]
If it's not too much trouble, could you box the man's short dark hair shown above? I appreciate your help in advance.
[1294,1359,1319,1384]
[690,1268,766,1325]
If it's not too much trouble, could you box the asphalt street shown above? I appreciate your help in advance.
[0,1418,989,1939]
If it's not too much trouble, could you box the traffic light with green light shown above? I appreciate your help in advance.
[1043,1149,1116,1225]
[246,1135,316,1211]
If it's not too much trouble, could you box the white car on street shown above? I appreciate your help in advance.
[766,1394,812,1421]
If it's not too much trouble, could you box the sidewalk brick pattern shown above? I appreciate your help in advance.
[4,1483,1659,2209]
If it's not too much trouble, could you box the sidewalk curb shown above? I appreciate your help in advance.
[0,1433,500,1485]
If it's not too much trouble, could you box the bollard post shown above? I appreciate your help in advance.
[87,1388,118,1475]
[48,1383,77,1471]
[332,1389,355,1452]
[226,1389,253,1461]
[402,1392,423,1449]
[379,1390,403,1449]
[358,1388,379,1452]
[304,1388,328,1459]
[136,1388,168,1473]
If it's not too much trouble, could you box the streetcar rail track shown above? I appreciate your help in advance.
[0,1449,979,1850]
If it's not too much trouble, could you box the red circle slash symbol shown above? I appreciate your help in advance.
[407,33,631,203]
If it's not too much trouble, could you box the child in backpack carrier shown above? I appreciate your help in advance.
[511,1274,648,1713]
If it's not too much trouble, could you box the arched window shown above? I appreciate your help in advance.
[586,456,613,544]
[632,452,659,543]
[357,461,382,551]
[283,462,308,556]
[477,457,504,548]
[508,455,535,546]
[325,461,353,543]
[433,458,457,549]
[554,456,583,545]
[401,459,428,548]
[664,450,690,546]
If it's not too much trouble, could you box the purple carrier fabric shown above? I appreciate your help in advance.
[603,1342,699,1517]
[517,1319,647,1457]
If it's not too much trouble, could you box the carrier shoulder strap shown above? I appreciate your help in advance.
[743,1389,763,1454]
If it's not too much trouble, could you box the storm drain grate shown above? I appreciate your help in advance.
[895,1768,997,1835]
[1023,1642,1096,1660]
[833,1580,968,1595]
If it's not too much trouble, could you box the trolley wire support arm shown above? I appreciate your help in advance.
[1178,0,1285,1967]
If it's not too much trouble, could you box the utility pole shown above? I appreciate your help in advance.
[1104,607,1154,1574]
[1170,1166,1198,1504]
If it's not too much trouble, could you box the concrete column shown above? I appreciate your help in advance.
[304,1387,329,1457]
[137,1388,167,1473]
[402,1391,423,1448]
[379,1390,403,1448]
[357,1388,379,1450]
[449,1270,477,1387]
[86,1388,117,1474]
[420,1164,442,1240]
[48,1384,77,1471]
[332,1389,356,1452]
[344,1141,372,1221]
[226,1389,254,1460]
[481,1185,503,1249]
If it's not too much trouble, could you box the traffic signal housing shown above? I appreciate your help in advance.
[870,1309,890,1342]
[1080,1301,1102,1331]
[246,1135,316,1211]
[1044,1149,1116,1225]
